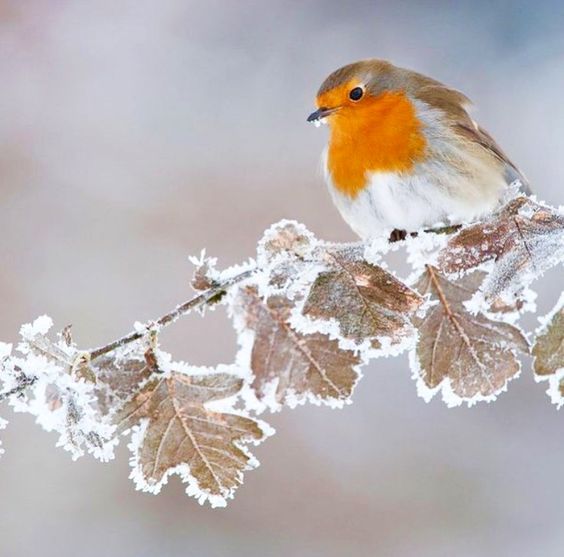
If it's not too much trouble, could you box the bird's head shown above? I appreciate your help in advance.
[307,59,446,196]
[307,60,407,128]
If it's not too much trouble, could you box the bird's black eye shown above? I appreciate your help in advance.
[349,86,364,101]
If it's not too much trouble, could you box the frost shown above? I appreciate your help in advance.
[0,194,562,508]
[410,267,529,406]
[301,248,422,353]
[8,317,117,461]
[0,342,12,360]
[405,231,450,276]
[230,285,362,411]
[113,350,271,507]
[19,315,53,340]
[438,197,564,300]
[189,249,221,292]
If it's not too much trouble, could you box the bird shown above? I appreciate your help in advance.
[307,59,529,240]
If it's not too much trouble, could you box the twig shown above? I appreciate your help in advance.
[390,225,462,243]
[0,376,37,402]
[423,224,462,236]
[89,267,256,360]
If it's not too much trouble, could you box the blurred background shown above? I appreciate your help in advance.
[1,1,563,556]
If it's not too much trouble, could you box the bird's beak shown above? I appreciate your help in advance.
[307,106,337,124]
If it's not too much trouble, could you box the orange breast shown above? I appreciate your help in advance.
[326,91,427,198]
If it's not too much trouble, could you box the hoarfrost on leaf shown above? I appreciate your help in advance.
[114,348,270,507]
[0,192,563,508]
[411,267,529,406]
[9,317,117,461]
[189,249,220,292]
[92,341,155,415]
[438,197,564,300]
[257,220,316,267]
[231,285,362,410]
[302,248,423,351]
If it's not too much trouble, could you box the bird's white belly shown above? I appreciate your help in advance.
[328,169,503,239]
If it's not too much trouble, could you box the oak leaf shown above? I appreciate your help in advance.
[235,286,361,408]
[412,267,529,404]
[114,356,267,507]
[303,251,423,347]
[438,197,564,299]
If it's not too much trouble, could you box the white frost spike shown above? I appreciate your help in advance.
[0,342,12,360]
[19,315,53,343]
[404,231,449,277]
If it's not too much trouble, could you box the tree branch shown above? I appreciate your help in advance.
[0,375,37,402]
[89,267,256,360]
[88,224,463,361]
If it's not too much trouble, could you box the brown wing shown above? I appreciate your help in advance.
[413,80,530,194]
[455,120,531,194]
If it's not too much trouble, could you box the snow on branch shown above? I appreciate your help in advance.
[0,196,563,505]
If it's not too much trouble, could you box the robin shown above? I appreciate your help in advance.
[308,59,529,240]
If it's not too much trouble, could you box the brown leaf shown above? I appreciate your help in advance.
[303,251,423,347]
[191,259,216,292]
[438,197,564,299]
[93,346,155,415]
[412,267,529,403]
[16,319,115,460]
[259,220,314,263]
[237,286,361,406]
[533,297,564,377]
[61,325,73,347]
[115,361,266,505]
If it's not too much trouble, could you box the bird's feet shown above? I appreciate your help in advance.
[388,229,418,243]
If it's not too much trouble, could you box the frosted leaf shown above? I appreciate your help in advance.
[10,317,116,461]
[252,220,323,299]
[411,267,529,406]
[189,249,220,292]
[533,294,564,407]
[533,295,564,376]
[114,352,269,507]
[232,286,362,410]
[302,248,423,349]
[438,197,564,300]
[487,287,537,321]
[92,341,155,415]
[444,270,536,322]
[257,220,316,266]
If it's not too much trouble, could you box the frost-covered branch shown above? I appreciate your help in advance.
[0,374,37,402]
[0,196,562,507]
[89,267,256,360]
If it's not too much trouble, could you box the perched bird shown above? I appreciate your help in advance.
[308,59,529,240]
